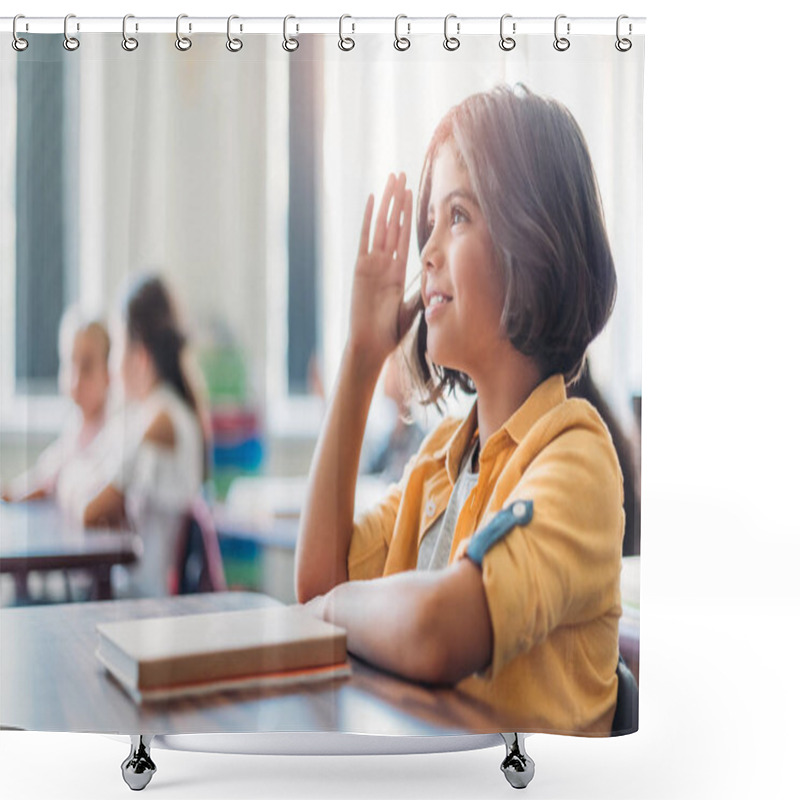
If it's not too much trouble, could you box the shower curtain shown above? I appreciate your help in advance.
[1,17,643,745]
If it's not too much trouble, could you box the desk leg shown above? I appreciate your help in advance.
[121,735,156,791]
[93,566,113,600]
[500,733,535,789]
[12,571,30,604]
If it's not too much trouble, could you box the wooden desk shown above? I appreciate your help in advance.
[0,591,512,735]
[0,502,140,602]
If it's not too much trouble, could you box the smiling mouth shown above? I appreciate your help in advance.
[425,294,452,320]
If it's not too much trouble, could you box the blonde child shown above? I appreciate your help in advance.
[1,306,110,503]
[295,85,623,735]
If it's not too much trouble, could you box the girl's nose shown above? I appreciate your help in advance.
[421,227,443,273]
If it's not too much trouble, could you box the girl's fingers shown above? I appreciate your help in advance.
[394,189,414,270]
[358,193,375,257]
[384,173,408,256]
[372,173,396,252]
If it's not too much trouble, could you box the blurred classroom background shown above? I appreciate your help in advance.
[0,34,641,610]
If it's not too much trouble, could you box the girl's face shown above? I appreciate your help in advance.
[65,330,109,421]
[111,317,149,401]
[420,139,507,379]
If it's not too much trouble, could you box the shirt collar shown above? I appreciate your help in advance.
[503,373,567,445]
[432,373,567,482]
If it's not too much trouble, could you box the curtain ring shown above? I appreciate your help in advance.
[122,14,139,51]
[499,14,515,51]
[338,15,355,51]
[443,14,460,51]
[63,13,80,51]
[12,15,29,52]
[175,14,192,51]
[615,15,632,52]
[226,15,243,52]
[394,15,410,51]
[282,15,299,52]
[553,14,570,52]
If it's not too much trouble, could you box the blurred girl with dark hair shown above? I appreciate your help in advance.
[68,274,206,598]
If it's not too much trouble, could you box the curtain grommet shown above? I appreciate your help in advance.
[444,14,460,51]
[121,14,139,52]
[63,13,80,51]
[175,14,192,51]
[615,15,632,52]
[12,15,29,52]
[553,14,570,52]
[338,14,355,51]
[226,15,243,52]
[499,14,516,51]
[394,15,411,51]
[282,15,299,52]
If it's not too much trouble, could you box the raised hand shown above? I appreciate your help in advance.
[348,172,422,373]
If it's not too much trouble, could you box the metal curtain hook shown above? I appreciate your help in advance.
[12,14,29,52]
[227,15,243,52]
[122,14,139,51]
[394,14,410,51]
[175,14,192,51]
[553,14,570,52]
[443,14,460,51]
[499,14,516,51]
[615,14,632,52]
[63,13,80,51]
[338,14,355,51]
[282,15,299,52]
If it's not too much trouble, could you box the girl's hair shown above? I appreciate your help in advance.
[410,84,617,406]
[122,274,200,415]
[122,273,210,478]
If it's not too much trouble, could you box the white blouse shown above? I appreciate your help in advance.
[58,383,204,598]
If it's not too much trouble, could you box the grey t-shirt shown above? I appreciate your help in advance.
[416,437,480,571]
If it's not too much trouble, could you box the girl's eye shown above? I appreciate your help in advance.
[451,206,468,225]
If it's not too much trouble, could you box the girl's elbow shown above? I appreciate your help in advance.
[82,500,99,527]
[294,561,347,605]
[408,595,453,685]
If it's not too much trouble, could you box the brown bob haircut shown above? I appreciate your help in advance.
[410,84,617,406]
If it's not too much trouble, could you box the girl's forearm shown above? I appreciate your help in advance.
[294,341,384,603]
[320,571,444,684]
[308,559,494,686]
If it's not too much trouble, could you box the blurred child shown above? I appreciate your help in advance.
[1,306,110,503]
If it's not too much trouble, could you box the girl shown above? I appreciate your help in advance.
[1,307,110,503]
[295,85,623,735]
[66,274,206,598]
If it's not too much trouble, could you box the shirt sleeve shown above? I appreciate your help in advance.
[347,481,404,582]
[457,421,624,681]
[25,435,70,495]
[347,416,461,581]
[114,440,198,512]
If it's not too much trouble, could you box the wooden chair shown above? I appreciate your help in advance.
[169,496,227,595]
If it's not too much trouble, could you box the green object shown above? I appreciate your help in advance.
[211,467,252,502]
[198,347,248,404]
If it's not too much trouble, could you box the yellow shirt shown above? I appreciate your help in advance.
[347,373,624,735]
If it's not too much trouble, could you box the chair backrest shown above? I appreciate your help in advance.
[611,656,639,735]
[169,496,227,595]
